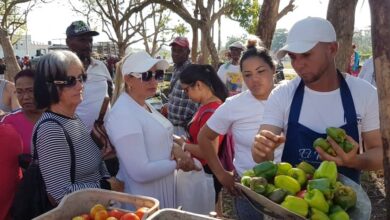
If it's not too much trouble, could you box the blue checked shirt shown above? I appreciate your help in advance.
[168,60,198,127]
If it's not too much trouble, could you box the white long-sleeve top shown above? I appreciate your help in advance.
[105,93,176,208]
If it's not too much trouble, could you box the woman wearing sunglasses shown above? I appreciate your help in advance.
[32,51,123,205]
[105,51,196,209]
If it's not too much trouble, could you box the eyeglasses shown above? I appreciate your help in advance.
[138,70,164,82]
[53,74,87,87]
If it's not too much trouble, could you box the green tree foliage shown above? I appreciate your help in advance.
[352,28,372,60]
[172,23,189,37]
[228,0,259,34]
[270,28,288,52]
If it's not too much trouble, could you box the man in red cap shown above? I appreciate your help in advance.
[166,37,198,136]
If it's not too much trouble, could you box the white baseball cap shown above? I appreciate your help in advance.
[229,41,245,50]
[276,17,337,59]
[122,51,169,77]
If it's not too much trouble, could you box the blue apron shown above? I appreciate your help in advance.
[281,71,360,183]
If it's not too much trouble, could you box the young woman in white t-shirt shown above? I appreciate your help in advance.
[198,47,277,220]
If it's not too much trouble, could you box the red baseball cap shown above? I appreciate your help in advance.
[169,37,190,48]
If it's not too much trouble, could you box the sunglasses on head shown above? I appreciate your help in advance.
[135,70,164,82]
[53,74,87,87]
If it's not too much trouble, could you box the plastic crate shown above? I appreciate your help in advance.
[146,209,218,220]
[34,189,159,220]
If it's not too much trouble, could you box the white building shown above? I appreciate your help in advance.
[0,35,49,58]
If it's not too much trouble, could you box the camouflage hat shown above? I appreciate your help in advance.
[66,21,99,38]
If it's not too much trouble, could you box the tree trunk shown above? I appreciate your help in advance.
[191,24,198,63]
[256,0,280,49]
[369,0,390,218]
[202,25,219,69]
[117,42,126,58]
[0,28,21,81]
[327,0,358,72]
[200,29,209,64]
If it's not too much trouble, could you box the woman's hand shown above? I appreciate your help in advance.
[173,135,186,148]
[107,177,124,192]
[171,143,200,171]
[216,171,238,195]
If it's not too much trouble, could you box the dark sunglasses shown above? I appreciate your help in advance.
[53,74,87,87]
[139,70,164,82]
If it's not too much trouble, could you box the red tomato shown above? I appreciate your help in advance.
[81,214,92,220]
[135,207,149,219]
[108,209,125,219]
[296,189,307,199]
[120,212,140,220]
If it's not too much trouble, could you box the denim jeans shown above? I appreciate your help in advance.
[234,195,264,220]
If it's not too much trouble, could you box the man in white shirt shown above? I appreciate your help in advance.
[66,21,113,132]
[252,17,382,183]
[217,41,246,96]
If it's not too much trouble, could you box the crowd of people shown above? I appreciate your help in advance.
[0,17,383,220]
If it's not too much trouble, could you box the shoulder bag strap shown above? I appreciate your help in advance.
[32,118,76,183]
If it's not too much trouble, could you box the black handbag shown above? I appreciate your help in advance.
[12,118,75,220]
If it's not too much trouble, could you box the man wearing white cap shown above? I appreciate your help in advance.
[252,17,382,184]
[217,41,246,96]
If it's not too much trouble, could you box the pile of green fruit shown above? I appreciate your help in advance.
[241,160,357,220]
[313,127,355,156]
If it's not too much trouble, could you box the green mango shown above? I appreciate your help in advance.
[341,140,354,153]
[277,162,293,175]
[310,208,330,220]
[313,161,338,185]
[329,210,350,220]
[288,168,307,186]
[304,189,329,213]
[307,178,334,200]
[326,127,346,144]
[242,169,255,177]
[241,175,251,187]
[281,195,309,217]
[253,161,277,180]
[297,161,316,175]
[268,188,288,204]
[334,185,357,210]
[274,175,301,195]
[250,176,268,195]
[313,138,331,151]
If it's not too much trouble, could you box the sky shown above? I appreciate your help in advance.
[25,0,371,47]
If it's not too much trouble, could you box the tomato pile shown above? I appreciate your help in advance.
[71,204,149,220]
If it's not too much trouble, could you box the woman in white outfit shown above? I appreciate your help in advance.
[105,51,195,208]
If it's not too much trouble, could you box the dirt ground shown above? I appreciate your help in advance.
[222,171,387,220]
